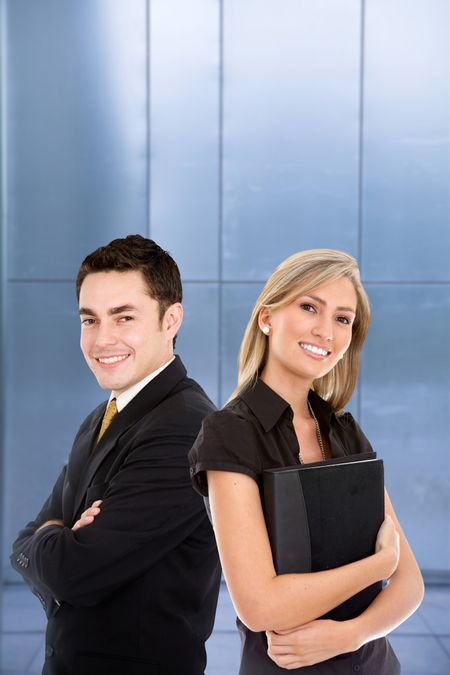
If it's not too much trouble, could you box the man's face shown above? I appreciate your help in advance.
[79,270,181,395]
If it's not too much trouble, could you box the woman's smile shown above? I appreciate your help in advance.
[299,342,332,359]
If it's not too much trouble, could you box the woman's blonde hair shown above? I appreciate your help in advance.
[230,249,371,412]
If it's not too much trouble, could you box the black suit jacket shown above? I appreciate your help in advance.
[11,357,221,675]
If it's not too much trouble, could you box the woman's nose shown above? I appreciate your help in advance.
[311,317,334,342]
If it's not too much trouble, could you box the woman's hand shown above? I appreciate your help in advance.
[72,500,103,531]
[266,619,357,669]
[375,515,400,578]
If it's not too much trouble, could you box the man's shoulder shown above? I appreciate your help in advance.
[127,372,215,440]
[158,374,216,423]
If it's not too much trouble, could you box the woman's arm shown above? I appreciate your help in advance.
[208,471,400,632]
[349,489,424,645]
[265,489,424,669]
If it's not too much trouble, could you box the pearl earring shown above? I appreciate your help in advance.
[261,326,270,335]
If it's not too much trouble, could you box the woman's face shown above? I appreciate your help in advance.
[261,276,357,385]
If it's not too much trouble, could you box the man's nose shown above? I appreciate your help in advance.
[94,321,118,346]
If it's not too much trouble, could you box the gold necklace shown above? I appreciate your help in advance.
[298,400,326,464]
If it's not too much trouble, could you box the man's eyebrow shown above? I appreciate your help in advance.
[305,295,356,314]
[79,307,95,316]
[78,304,138,317]
[109,304,138,315]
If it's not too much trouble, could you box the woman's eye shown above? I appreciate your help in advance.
[337,316,350,325]
[300,303,315,312]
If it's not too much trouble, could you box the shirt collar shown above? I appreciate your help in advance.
[109,356,176,412]
[239,378,334,432]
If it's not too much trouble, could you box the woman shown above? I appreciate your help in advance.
[189,249,424,674]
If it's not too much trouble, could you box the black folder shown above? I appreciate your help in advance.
[263,453,384,621]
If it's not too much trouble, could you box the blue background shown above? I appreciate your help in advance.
[0,0,449,594]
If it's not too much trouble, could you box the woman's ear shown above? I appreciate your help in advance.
[258,306,271,333]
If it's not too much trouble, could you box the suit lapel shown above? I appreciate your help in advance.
[64,404,105,519]
[72,356,187,518]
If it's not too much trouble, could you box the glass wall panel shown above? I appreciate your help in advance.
[150,0,220,281]
[1,583,45,673]
[361,284,450,570]
[222,0,361,281]
[362,0,450,281]
[176,283,220,405]
[6,0,148,280]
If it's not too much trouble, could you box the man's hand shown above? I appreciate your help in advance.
[72,500,103,531]
[35,519,64,533]
[266,619,358,669]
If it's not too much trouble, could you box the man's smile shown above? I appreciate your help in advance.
[95,354,130,366]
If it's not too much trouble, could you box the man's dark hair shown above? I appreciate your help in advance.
[76,235,183,323]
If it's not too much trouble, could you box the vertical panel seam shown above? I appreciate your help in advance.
[146,0,151,238]
[358,0,365,270]
[0,0,7,599]
[357,0,366,424]
[218,0,224,406]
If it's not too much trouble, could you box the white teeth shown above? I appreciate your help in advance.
[300,343,328,357]
[98,355,128,364]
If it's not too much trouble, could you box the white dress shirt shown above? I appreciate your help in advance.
[109,356,175,413]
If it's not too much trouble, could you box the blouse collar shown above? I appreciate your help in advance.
[239,377,334,433]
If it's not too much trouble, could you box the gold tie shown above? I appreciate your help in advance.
[97,398,118,444]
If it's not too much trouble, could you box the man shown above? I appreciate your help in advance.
[11,235,221,675]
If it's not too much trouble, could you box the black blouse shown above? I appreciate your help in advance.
[189,379,400,675]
